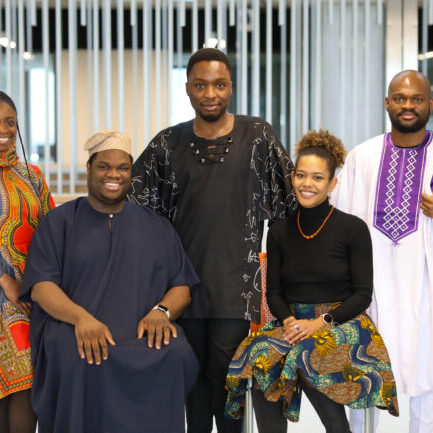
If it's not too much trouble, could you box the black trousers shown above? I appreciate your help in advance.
[178,318,250,433]
[252,377,352,433]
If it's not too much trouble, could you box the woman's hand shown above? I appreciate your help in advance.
[0,273,32,316]
[284,317,325,345]
[283,315,295,332]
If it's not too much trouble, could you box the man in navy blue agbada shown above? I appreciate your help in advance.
[21,130,199,433]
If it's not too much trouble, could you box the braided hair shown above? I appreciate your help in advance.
[0,91,40,196]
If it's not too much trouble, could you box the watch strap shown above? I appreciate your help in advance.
[152,304,170,319]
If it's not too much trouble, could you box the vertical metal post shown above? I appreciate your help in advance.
[313,0,322,130]
[192,0,198,53]
[18,0,26,151]
[229,0,235,26]
[241,0,247,114]
[93,0,99,132]
[117,0,124,130]
[81,0,87,25]
[422,0,428,75]
[69,0,77,193]
[86,1,92,137]
[377,0,383,25]
[5,0,12,95]
[281,1,287,149]
[168,0,173,125]
[328,0,334,25]
[352,0,359,147]
[205,0,211,46]
[265,0,273,124]
[56,0,63,193]
[252,0,260,117]
[290,0,297,155]
[364,0,370,138]
[103,0,111,128]
[364,407,375,433]
[131,0,138,152]
[43,0,50,184]
[142,0,150,147]
[302,0,309,135]
[339,0,346,138]
[429,0,433,24]
[156,0,161,131]
[236,0,241,113]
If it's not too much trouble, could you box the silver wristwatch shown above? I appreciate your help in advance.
[152,304,171,319]
[320,313,334,326]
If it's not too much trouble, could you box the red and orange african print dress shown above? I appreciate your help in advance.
[0,151,54,399]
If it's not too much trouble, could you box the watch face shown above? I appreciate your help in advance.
[323,313,333,323]
[158,305,168,313]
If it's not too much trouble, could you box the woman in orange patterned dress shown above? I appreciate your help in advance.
[0,91,54,433]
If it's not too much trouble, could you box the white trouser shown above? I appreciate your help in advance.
[349,393,433,433]
[410,392,433,433]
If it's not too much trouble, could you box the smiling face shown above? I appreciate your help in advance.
[86,149,132,213]
[0,102,17,152]
[385,71,433,134]
[186,60,232,122]
[291,155,337,208]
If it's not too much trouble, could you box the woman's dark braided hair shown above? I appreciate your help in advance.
[0,91,40,197]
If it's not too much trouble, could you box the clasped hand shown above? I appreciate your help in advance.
[283,316,325,345]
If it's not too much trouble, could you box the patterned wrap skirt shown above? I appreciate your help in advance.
[225,303,399,422]
[0,293,33,398]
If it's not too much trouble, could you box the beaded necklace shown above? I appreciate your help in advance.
[297,205,334,239]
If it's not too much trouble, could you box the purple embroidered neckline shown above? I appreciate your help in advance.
[373,131,431,242]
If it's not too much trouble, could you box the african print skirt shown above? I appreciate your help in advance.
[225,303,399,422]
[0,295,33,399]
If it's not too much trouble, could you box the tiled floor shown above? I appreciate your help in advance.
[34,394,409,432]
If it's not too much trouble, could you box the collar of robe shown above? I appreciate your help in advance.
[0,146,19,167]
[188,135,233,164]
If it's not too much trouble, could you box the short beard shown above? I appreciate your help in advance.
[198,111,224,123]
[389,110,430,133]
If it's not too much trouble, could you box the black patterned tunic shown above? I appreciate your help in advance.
[128,115,295,321]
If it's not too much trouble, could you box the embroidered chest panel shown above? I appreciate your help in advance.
[373,132,431,242]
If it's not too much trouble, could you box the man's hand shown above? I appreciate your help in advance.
[284,318,325,345]
[0,274,31,316]
[137,309,177,349]
[421,193,433,218]
[74,313,115,365]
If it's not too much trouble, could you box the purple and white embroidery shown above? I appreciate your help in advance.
[373,131,431,242]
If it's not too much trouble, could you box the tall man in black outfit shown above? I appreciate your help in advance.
[128,48,295,433]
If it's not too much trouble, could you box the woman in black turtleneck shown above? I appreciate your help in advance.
[225,130,398,433]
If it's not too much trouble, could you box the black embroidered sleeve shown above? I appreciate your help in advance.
[128,129,179,221]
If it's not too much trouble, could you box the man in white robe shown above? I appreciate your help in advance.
[332,70,433,433]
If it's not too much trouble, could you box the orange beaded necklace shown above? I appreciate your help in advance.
[297,206,334,239]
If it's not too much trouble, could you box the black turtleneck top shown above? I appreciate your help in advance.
[266,199,373,323]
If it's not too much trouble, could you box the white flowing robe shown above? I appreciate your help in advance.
[332,133,433,397]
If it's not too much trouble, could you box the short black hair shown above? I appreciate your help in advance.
[186,48,232,79]
[0,91,17,113]
[87,152,133,166]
